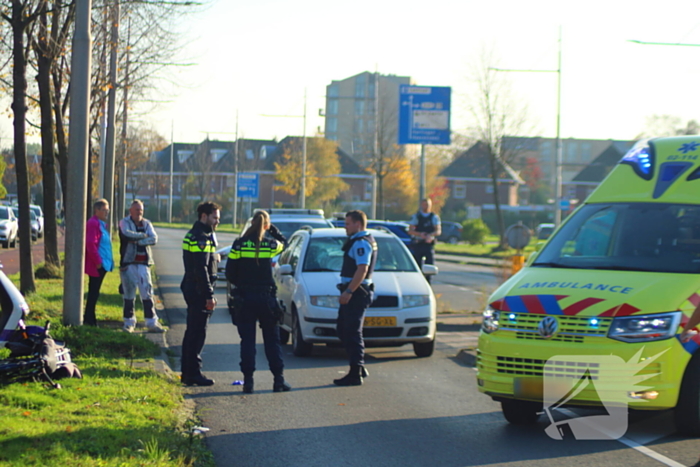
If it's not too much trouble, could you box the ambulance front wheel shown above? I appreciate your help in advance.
[501,399,542,425]
[674,351,700,436]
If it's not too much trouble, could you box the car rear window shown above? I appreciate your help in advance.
[303,237,418,272]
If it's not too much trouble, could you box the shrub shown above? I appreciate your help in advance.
[461,219,491,245]
[35,262,62,279]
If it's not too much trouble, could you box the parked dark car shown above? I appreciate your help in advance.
[437,221,463,244]
[329,219,412,247]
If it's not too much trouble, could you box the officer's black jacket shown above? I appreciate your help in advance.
[182,221,218,299]
[226,235,284,289]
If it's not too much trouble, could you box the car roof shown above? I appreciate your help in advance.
[293,228,395,239]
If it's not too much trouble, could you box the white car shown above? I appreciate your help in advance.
[0,205,18,248]
[29,205,44,239]
[273,228,438,358]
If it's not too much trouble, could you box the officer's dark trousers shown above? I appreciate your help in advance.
[411,242,435,283]
[336,291,373,366]
[234,305,284,377]
[180,281,211,378]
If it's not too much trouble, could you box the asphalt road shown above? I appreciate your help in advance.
[154,227,699,467]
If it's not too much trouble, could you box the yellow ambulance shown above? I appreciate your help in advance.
[476,135,700,435]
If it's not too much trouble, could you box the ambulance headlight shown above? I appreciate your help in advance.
[608,312,681,342]
[482,306,500,334]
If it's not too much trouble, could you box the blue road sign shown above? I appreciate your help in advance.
[398,85,451,145]
[559,199,570,211]
[237,172,259,198]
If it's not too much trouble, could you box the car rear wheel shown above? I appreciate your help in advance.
[674,351,700,436]
[501,399,542,425]
[10,235,16,248]
[413,339,435,357]
[292,309,313,357]
[1,240,7,249]
[279,327,290,345]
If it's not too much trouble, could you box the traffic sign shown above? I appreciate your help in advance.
[237,172,259,198]
[559,199,570,211]
[398,85,451,145]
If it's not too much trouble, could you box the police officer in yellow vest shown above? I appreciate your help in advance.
[226,210,290,393]
[180,201,220,386]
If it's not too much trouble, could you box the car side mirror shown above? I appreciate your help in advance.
[279,264,294,275]
[422,264,438,276]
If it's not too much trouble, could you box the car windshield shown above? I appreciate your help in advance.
[303,236,418,272]
[532,202,700,274]
[0,208,8,220]
[274,220,332,238]
[30,207,41,216]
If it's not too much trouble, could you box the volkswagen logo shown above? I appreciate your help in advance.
[538,316,558,339]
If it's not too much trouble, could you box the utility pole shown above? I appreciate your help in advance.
[168,121,173,223]
[63,0,93,326]
[490,26,563,226]
[102,1,119,228]
[118,17,130,221]
[232,111,239,226]
[301,90,307,209]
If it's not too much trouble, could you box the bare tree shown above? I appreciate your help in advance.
[636,114,700,139]
[465,45,533,248]
[0,0,46,294]
[30,0,74,268]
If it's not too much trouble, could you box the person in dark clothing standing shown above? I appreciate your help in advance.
[84,199,114,326]
[226,209,290,394]
[408,198,441,284]
[180,201,221,386]
[334,209,377,386]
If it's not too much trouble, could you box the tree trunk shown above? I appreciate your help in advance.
[11,1,36,294]
[52,66,69,210]
[36,4,60,267]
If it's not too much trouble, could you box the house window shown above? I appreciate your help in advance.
[355,75,366,98]
[453,184,467,199]
[177,150,193,164]
[210,149,226,163]
[566,141,577,163]
[485,184,494,194]
[355,100,365,115]
[326,117,337,133]
[355,118,364,133]
[328,84,339,97]
[327,99,338,115]
[246,149,254,160]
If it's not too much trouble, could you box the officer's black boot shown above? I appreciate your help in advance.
[333,365,363,386]
[360,365,369,378]
[273,374,291,392]
[243,374,254,394]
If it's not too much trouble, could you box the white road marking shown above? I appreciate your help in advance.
[558,408,684,467]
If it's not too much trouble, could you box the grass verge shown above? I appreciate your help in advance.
[0,249,214,467]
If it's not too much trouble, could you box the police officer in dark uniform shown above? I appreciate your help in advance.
[408,198,441,284]
[334,209,377,386]
[180,201,221,386]
[226,209,290,394]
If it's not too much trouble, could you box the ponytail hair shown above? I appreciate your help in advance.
[242,209,270,260]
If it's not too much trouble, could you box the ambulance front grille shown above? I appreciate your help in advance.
[499,313,611,343]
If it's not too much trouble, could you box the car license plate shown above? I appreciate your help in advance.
[364,316,396,327]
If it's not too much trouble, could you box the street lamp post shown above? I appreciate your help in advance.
[491,27,563,225]
[261,89,308,209]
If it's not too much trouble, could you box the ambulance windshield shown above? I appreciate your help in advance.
[533,203,700,274]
